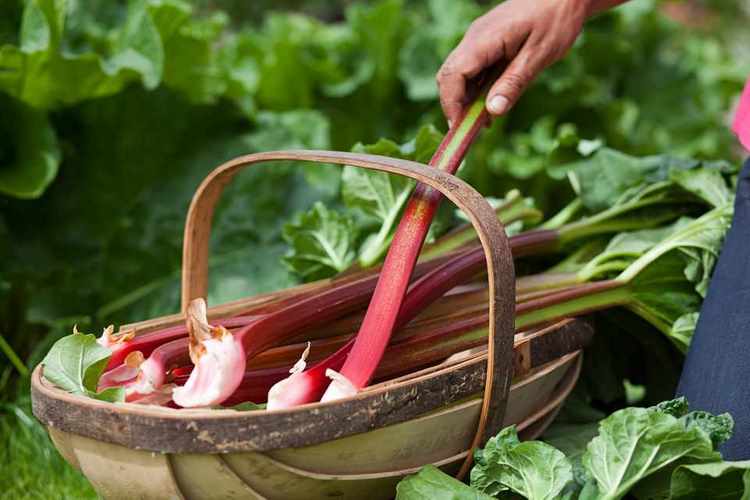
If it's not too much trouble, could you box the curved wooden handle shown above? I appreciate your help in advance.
[180,150,515,476]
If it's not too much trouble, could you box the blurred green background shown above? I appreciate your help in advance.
[0,0,748,497]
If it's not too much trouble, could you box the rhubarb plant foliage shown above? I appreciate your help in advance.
[2,0,749,497]
[397,399,740,500]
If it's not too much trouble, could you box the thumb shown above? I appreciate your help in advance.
[486,46,545,116]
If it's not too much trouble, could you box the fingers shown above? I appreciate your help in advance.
[486,40,548,116]
[437,40,490,126]
[437,63,465,127]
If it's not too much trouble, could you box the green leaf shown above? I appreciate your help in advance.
[159,9,229,104]
[470,426,573,499]
[681,411,734,450]
[92,386,125,403]
[0,96,60,198]
[652,397,690,418]
[282,202,358,281]
[544,421,601,488]
[396,465,493,500]
[397,0,479,100]
[668,162,734,208]
[578,220,692,281]
[614,205,733,349]
[669,313,698,352]
[230,401,267,411]
[489,116,573,180]
[0,0,236,109]
[345,0,407,104]
[41,330,123,402]
[344,124,443,267]
[568,148,736,213]
[582,406,720,500]
[668,461,750,500]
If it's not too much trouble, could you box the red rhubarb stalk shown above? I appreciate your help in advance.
[101,227,561,405]
[320,92,492,402]
[171,269,402,406]
[99,314,269,371]
[253,280,629,408]
[172,227,560,407]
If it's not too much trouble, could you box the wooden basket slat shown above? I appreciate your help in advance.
[266,351,579,475]
[31,318,590,454]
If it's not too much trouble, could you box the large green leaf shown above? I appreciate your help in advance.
[0,96,60,198]
[668,461,750,500]
[568,149,736,213]
[0,0,237,110]
[470,426,573,499]
[282,202,358,281]
[396,466,493,500]
[582,406,720,500]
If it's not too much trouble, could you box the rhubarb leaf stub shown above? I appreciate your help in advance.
[266,343,312,410]
[321,368,358,402]
[172,299,246,408]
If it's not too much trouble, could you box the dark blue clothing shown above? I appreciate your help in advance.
[677,158,750,459]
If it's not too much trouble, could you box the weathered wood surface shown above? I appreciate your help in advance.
[42,354,581,500]
[31,320,590,454]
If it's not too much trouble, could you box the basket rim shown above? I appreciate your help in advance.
[31,318,591,454]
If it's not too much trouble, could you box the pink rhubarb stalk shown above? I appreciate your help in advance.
[98,314,266,371]
[320,94,492,402]
[269,230,561,408]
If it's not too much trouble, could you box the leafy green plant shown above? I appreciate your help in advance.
[1,0,748,495]
[397,398,740,500]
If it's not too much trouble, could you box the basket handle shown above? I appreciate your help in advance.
[181,150,515,477]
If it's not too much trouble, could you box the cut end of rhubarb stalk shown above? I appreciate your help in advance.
[266,343,314,410]
[320,368,358,402]
[186,298,214,364]
[98,351,143,390]
[126,356,166,398]
[96,324,135,350]
[172,298,246,408]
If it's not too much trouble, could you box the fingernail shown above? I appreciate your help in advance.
[487,95,509,115]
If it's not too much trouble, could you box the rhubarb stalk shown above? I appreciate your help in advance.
[320,89,492,402]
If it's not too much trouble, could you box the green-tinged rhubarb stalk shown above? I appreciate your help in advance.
[419,190,543,261]
[271,204,731,408]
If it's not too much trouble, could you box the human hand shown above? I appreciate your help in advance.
[437,0,624,124]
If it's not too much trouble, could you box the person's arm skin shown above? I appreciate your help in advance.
[437,0,629,124]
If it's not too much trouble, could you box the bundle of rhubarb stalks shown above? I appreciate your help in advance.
[41,89,736,412]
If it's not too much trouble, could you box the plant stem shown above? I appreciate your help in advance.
[419,190,542,261]
[0,332,28,377]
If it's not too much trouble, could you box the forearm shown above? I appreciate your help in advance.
[585,0,630,17]
[437,0,634,122]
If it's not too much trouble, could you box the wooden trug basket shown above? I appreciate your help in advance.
[31,151,593,500]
